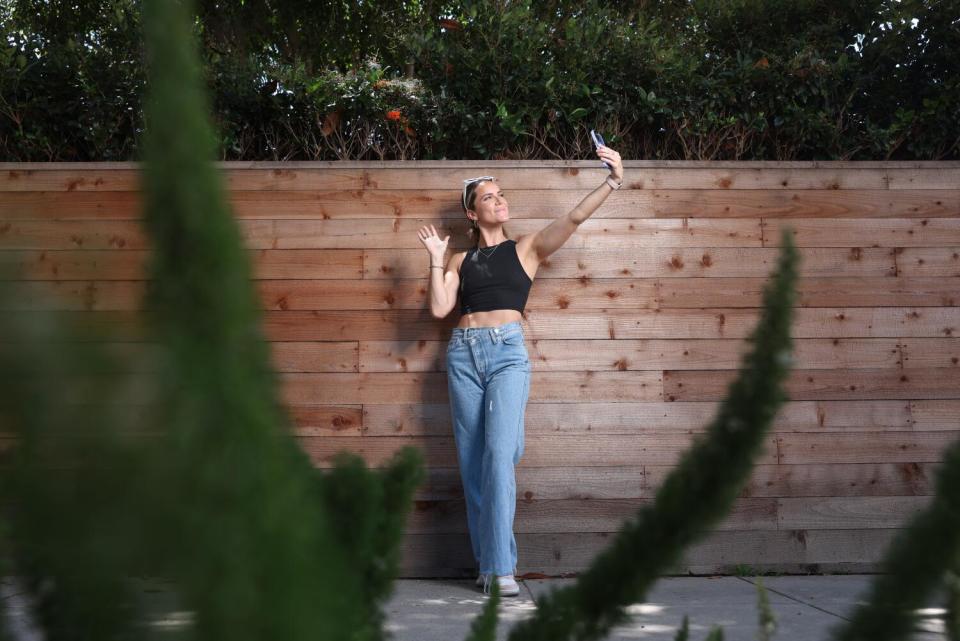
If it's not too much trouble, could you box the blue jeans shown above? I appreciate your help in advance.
[446,320,531,576]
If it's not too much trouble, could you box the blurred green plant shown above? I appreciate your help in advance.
[497,227,797,641]
[832,427,960,641]
[0,1,423,641]
[756,579,778,641]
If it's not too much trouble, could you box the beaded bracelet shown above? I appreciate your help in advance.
[605,176,622,190]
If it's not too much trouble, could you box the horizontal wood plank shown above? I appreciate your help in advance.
[363,400,918,437]
[416,462,935,501]
[368,246,900,279]
[407,497,778,534]
[665,367,960,401]
[3,189,957,220]
[4,307,957,341]
[294,434,780,468]
[279,371,664,404]
[763,217,960,247]
[399,528,900,576]
[777,496,931,529]
[5,276,958,311]
[6,166,924,192]
[0,218,766,250]
[1,246,914,280]
[0,249,363,280]
[777,431,959,464]
[360,337,904,373]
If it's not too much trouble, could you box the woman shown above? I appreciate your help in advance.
[417,144,624,596]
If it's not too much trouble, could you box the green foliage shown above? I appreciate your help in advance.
[705,626,725,641]
[0,291,151,640]
[2,0,145,160]
[319,450,425,640]
[0,1,424,641]
[755,579,777,641]
[464,580,501,641]
[946,568,960,641]
[2,1,957,160]
[832,427,960,641]
[674,615,690,641]
[505,229,798,641]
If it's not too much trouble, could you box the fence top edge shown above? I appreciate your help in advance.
[2,160,960,170]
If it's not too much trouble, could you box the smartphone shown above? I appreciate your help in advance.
[590,129,611,170]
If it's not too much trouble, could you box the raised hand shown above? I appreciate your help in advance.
[417,224,449,261]
[597,145,624,183]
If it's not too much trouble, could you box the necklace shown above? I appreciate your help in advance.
[476,240,506,259]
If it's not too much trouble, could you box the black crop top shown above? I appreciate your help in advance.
[458,239,533,315]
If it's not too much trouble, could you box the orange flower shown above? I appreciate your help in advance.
[386,110,402,121]
[373,79,389,90]
[404,126,416,137]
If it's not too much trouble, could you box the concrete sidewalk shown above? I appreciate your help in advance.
[384,575,949,641]
[1,575,949,640]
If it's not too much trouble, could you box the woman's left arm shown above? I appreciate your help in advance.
[529,146,623,262]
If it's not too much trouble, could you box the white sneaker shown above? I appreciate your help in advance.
[481,574,520,597]
[475,567,518,588]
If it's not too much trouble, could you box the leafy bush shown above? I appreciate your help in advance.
[1,0,957,161]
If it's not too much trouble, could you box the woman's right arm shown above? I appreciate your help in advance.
[428,252,461,319]
[418,224,459,319]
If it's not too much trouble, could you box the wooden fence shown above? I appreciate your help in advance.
[1,160,959,577]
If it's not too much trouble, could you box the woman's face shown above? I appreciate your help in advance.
[467,180,509,227]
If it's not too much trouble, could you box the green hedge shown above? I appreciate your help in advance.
[2,0,957,161]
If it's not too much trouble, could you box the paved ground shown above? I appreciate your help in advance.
[2,575,950,640]
[383,575,949,641]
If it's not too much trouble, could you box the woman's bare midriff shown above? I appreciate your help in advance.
[456,309,524,329]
